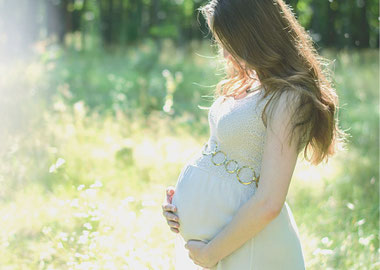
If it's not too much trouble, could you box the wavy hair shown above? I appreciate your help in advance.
[199,0,348,165]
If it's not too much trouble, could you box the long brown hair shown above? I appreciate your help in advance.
[199,0,348,165]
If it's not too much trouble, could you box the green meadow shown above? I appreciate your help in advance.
[1,40,378,269]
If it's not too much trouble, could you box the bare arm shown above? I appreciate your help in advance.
[204,91,302,262]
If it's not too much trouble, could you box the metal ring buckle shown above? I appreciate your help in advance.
[204,139,260,187]
[211,150,227,166]
[236,166,260,187]
[202,141,219,156]
[224,159,239,173]
[202,143,212,155]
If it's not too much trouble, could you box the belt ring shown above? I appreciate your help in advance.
[224,159,239,173]
[211,150,227,166]
[236,165,259,186]
[202,141,219,155]
[203,139,260,187]
[202,143,212,155]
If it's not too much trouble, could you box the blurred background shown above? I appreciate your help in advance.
[0,0,378,269]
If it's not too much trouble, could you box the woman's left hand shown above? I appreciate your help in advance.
[185,240,219,269]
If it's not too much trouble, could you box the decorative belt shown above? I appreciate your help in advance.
[201,140,260,188]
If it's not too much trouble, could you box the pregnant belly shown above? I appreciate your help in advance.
[171,164,244,242]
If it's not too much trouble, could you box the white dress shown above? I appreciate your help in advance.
[171,88,306,270]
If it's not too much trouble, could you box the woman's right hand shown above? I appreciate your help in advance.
[162,186,180,233]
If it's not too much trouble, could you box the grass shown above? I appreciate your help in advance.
[0,39,378,269]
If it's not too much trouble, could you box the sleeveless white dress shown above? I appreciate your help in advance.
[171,88,306,270]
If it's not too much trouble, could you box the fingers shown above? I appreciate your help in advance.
[170,227,179,233]
[161,204,178,219]
[162,203,180,233]
[163,186,179,233]
[166,186,175,204]
[163,186,175,205]
[163,212,180,227]
[163,210,179,222]
[166,218,180,233]
[167,220,180,229]
[162,203,177,212]
[166,193,173,204]
[166,185,175,195]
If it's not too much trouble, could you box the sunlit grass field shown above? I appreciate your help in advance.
[0,39,378,269]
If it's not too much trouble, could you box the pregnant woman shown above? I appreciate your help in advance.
[162,0,346,269]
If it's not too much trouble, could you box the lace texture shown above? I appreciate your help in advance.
[185,88,273,199]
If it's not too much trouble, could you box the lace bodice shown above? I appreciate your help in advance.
[208,88,271,166]
[185,87,274,197]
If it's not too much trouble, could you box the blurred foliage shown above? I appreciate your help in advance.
[36,39,219,120]
[0,0,378,59]
[0,38,378,268]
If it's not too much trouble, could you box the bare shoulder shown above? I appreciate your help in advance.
[265,89,311,154]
